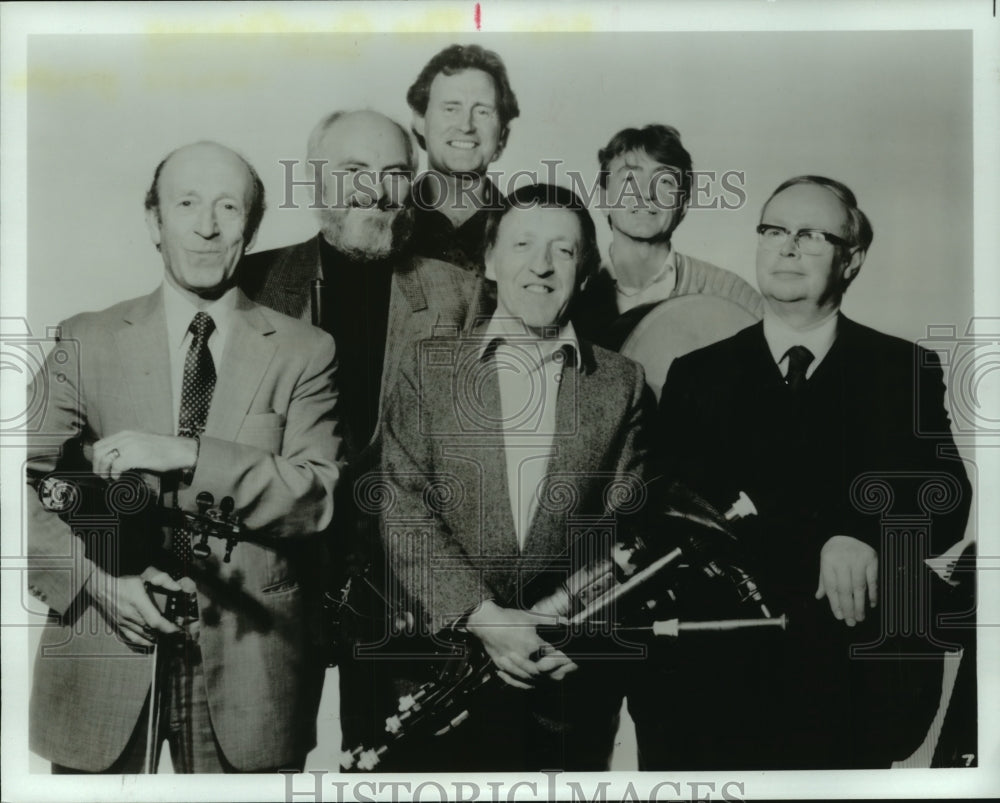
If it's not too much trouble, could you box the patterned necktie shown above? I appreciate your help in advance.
[784,345,814,393]
[174,312,216,574]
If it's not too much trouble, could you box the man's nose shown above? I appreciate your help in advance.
[779,232,801,256]
[379,173,411,209]
[528,246,556,275]
[369,173,388,204]
[194,205,219,238]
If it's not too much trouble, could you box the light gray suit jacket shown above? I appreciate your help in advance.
[378,334,652,630]
[26,286,342,771]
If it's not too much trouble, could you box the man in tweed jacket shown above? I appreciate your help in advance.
[375,184,654,771]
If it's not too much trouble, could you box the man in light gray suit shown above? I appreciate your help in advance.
[26,141,342,772]
[376,183,653,771]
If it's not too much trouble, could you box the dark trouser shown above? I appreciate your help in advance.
[628,611,944,770]
[339,646,621,773]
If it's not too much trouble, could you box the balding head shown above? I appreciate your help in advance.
[145,141,265,245]
[307,110,416,173]
[144,141,264,303]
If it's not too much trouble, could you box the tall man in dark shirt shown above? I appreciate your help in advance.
[405,44,520,275]
[238,109,480,752]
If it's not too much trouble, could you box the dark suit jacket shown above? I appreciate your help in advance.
[640,314,972,769]
[26,287,342,771]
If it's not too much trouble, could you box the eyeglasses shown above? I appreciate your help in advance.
[756,224,850,256]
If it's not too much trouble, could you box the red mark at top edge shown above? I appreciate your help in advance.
[474,2,482,31]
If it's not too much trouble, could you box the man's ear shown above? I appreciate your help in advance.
[244,229,258,254]
[412,113,426,141]
[144,208,162,248]
[672,197,690,231]
[842,247,865,287]
[484,247,497,281]
[491,129,508,165]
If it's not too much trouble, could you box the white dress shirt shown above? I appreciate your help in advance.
[611,249,678,314]
[478,314,582,550]
[162,280,239,434]
[763,307,838,380]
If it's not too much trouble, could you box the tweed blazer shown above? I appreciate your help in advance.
[378,332,653,630]
[26,286,342,771]
[239,235,482,453]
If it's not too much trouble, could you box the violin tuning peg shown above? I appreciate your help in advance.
[223,538,237,563]
[220,496,235,515]
[192,541,211,560]
[196,491,214,512]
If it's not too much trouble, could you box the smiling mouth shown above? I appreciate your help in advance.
[523,284,554,294]
[447,140,478,150]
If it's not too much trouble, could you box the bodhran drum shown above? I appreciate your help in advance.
[620,294,759,401]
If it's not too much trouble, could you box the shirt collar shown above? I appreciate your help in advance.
[477,313,583,372]
[162,279,239,353]
[608,246,677,293]
[762,306,839,370]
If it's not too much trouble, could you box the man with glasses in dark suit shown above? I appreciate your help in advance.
[631,175,972,769]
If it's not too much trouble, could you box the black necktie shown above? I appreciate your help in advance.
[174,312,216,573]
[784,345,814,392]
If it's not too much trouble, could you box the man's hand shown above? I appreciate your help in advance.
[92,432,198,481]
[85,566,182,648]
[815,535,878,627]
[465,600,577,689]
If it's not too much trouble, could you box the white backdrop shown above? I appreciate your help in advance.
[26,30,972,345]
[4,3,998,801]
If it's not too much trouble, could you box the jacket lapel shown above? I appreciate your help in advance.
[520,362,590,562]
[270,237,321,321]
[377,259,433,427]
[746,321,786,387]
[204,290,278,443]
[463,357,520,598]
[116,288,174,436]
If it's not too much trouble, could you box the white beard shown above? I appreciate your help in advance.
[319,205,411,261]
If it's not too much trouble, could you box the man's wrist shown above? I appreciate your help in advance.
[83,565,107,602]
[463,599,499,632]
[181,436,199,484]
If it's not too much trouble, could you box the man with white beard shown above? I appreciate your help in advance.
[239,109,480,755]
[241,110,478,457]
